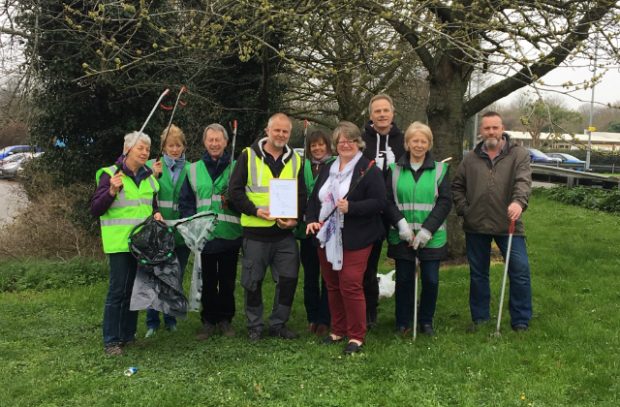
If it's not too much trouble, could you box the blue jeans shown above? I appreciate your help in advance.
[300,238,330,326]
[394,259,440,328]
[145,245,191,329]
[466,233,532,327]
[103,253,139,346]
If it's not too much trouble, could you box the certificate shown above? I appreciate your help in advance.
[269,179,298,218]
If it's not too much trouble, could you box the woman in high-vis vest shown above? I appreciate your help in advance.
[178,123,242,340]
[384,122,452,337]
[144,124,190,338]
[306,121,386,355]
[90,131,162,356]
[294,130,334,337]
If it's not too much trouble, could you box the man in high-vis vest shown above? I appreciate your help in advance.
[229,113,307,341]
[178,123,242,340]
[90,131,162,356]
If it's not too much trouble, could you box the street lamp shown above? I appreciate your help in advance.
[585,35,599,171]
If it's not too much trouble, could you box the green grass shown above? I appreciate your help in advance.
[1,196,619,406]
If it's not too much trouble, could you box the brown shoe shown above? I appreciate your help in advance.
[104,344,123,356]
[196,322,216,340]
[218,321,235,337]
[315,324,329,337]
[308,323,317,333]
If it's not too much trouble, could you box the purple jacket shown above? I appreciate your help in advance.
[90,155,159,217]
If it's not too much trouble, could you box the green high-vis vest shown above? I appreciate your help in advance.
[96,165,159,253]
[188,159,242,240]
[146,158,188,245]
[387,161,448,248]
[241,147,301,228]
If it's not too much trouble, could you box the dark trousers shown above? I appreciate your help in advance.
[319,245,372,343]
[241,235,299,330]
[362,239,383,321]
[145,245,191,329]
[299,238,330,326]
[200,248,240,324]
[394,258,440,329]
[103,253,138,346]
[466,233,532,327]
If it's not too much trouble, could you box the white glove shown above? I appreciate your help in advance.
[397,219,413,243]
[412,228,432,249]
[385,149,395,167]
[375,155,385,171]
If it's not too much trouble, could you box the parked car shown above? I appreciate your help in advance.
[527,148,562,165]
[0,145,41,161]
[546,153,586,169]
[0,152,42,179]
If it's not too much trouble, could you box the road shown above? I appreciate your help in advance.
[0,179,28,228]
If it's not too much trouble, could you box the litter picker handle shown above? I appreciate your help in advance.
[508,219,516,235]
[139,88,170,134]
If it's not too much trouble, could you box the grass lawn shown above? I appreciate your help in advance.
[1,195,619,406]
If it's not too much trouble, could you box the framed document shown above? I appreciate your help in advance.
[269,178,298,218]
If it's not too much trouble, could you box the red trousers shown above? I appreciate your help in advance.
[318,245,372,342]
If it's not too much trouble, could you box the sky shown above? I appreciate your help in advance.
[496,62,620,111]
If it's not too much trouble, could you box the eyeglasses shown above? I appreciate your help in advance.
[337,139,356,146]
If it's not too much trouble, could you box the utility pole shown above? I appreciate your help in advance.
[586,36,599,171]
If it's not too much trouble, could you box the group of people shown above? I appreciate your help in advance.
[91,93,533,357]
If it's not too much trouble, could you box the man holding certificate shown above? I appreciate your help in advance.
[229,113,306,342]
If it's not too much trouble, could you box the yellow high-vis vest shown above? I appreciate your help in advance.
[96,165,159,253]
[241,147,300,228]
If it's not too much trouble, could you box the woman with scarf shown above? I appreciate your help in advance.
[90,131,162,356]
[144,124,191,337]
[295,130,334,337]
[305,121,386,355]
[178,123,242,339]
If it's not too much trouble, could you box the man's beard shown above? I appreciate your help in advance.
[484,137,499,150]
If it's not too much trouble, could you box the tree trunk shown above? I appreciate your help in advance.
[426,54,470,258]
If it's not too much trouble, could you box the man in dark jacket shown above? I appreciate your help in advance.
[361,94,406,328]
[228,113,307,341]
[452,111,532,332]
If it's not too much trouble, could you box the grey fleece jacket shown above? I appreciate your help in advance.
[451,134,531,236]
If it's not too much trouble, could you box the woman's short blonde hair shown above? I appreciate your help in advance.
[332,121,366,151]
[160,124,187,150]
[404,121,433,151]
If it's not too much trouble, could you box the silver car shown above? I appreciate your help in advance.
[0,152,42,179]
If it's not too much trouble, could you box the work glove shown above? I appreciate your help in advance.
[397,219,413,243]
[412,228,432,250]
[385,148,395,167]
[375,155,385,171]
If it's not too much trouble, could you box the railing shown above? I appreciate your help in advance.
[531,164,620,189]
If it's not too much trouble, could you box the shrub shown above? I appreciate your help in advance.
[0,171,102,259]
[534,186,620,214]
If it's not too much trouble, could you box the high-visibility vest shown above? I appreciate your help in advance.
[188,159,242,240]
[294,157,335,239]
[96,165,159,253]
[387,161,448,248]
[241,147,301,228]
[146,159,188,245]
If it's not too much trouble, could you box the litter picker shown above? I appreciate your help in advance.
[158,85,188,159]
[413,259,419,341]
[301,119,309,162]
[494,219,516,337]
[139,88,171,134]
